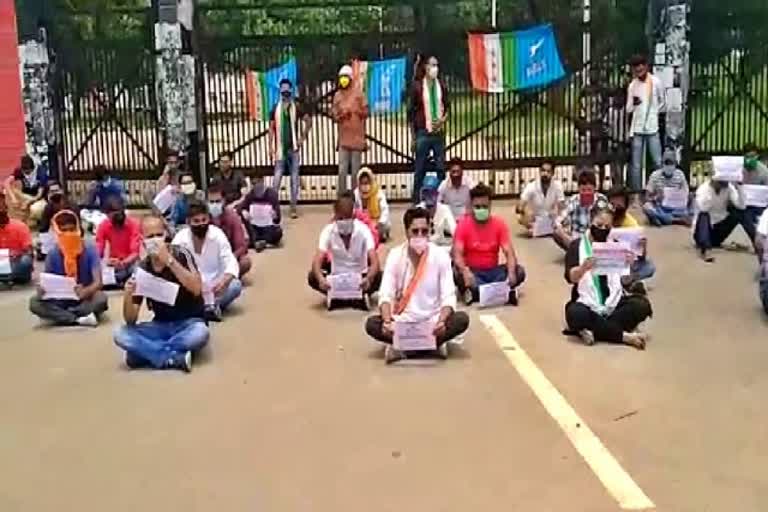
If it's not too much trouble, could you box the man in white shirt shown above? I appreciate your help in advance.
[365,207,469,363]
[419,175,456,247]
[693,179,752,262]
[626,54,665,194]
[517,161,565,237]
[755,209,768,313]
[308,192,381,309]
[437,158,473,219]
[172,200,242,320]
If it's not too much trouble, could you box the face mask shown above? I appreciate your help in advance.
[540,175,552,185]
[190,223,209,239]
[252,183,266,196]
[181,183,196,195]
[590,225,610,243]
[50,193,63,204]
[473,207,490,223]
[745,156,759,171]
[143,236,165,256]
[662,164,675,177]
[336,219,354,236]
[281,91,292,100]
[339,76,351,88]
[208,202,224,218]
[111,211,126,227]
[580,192,595,207]
[0,211,8,226]
[409,236,429,254]
[427,65,439,79]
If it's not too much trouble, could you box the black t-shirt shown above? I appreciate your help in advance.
[214,170,247,204]
[564,238,609,303]
[133,245,205,322]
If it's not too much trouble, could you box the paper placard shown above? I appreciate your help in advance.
[478,281,511,308]
[743,185,768,208]
[248,204,274,227]
[40,272,79,300]
[393,320,437,351]
[0,249,11,275]
[153,185,177,213]
[591,242,630,276]
[662,187,688,209]
[712,156,744,182]
[532,215,554,237]
[134,268,180,305]
[610,227,645,256]
[327,273,363,300]
[39,232,56,255]
[101,265,117,286]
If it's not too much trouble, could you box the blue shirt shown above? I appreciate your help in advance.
[87,178,126,209]
[45,242,101,286]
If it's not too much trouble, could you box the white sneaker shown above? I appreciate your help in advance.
[180,351,193,373]
[437,343,449,359]
[76,313,99,327]
[384,345,404,364]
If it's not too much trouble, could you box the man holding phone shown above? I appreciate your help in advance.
[626,54,665,195]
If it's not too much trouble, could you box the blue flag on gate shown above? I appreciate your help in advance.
[245,58,298,121]
[353,57,407,115]
[514,24,565,90]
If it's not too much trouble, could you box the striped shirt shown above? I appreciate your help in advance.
[556,193,607,236]
[645,168,689,197]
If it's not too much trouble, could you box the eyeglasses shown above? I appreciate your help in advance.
[409,228,430,236]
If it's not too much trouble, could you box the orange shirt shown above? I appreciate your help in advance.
[0,219,33,256]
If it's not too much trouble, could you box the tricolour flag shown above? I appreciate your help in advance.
[468,24,565,93]
[244,58,297,121]
[352,57,406,115]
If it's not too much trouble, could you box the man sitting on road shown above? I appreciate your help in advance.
[95,196,141,288]
[210,151,249,206]
[553,167,607,251]
[607,186,656,282]
[113,214,209,372]
[419,175,456,247]
[517,160,565,237]
[170,173,205,229]
[643,149,692,226]
[308,192,381,310]
[693,177,751,263]
[354,167,391,242]
[11,155,49,227]
[173,200,242,321]
[741,142,768,234]
[0,189,34,285]
[29,210,108,327]
[454,183,526,306]
[37,183,76,260]
[85,165,126,211]
[239,174,283,251]
[438,157,473,219]
[207,181,251,277]
[365,207,470,363]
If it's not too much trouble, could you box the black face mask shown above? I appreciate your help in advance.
[281,91,292,99]
[590,225,610,243]
[112,212,126,227]
[50,194,64,204]
[540,176,552,185]
[191,223,209,239]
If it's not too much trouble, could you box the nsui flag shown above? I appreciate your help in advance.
[468,24,565,93]
[245,58,298,121]
[353,57,406,115]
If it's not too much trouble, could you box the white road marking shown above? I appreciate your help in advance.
[480,314,655,511]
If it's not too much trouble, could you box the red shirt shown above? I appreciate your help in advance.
[95,216,141,262]
[212,207,248,259]
[454,215,510,270]
[0,219,33,257]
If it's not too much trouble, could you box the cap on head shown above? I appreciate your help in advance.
[338,65,353,77]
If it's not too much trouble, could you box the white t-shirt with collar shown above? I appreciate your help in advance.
[318,219,375,275]
[520,179,565,218]
[172,225,239,286]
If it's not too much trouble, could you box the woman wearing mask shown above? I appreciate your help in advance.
[353,167,390,242]
[170,173,205,229]
[564,202,652,349]
[365,206,469,363]
[333,64,368,196]
[643,149,692,226]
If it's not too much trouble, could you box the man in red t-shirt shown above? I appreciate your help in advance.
[453,183,526,305]
[95,196,141,287]
[0,189,34,284]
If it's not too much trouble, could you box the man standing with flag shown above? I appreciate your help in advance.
[333,65,369,196]
[409,56,449,203]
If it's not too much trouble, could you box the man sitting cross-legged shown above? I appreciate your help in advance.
[454,183,526,306]
[0,188,34,285]
[239,174,283,252]
[95,196,141,288]
[113,214,209,372]
[308,192,381,310]
[365,207,470,363]
[207,181,252,277]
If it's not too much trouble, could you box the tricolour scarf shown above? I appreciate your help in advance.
[577,236,622,315]
[422,78,443,134]
[393,243,429,316]
[273,100,298,160]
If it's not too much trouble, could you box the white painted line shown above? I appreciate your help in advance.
[480,314,655,511]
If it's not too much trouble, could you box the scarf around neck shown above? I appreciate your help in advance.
[52,210,84,278]
[422,78,443,134]
[356,168,381,221]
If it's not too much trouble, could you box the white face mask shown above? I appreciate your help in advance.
[180,183,196,195]
[208,202,224,218]
[336,219,354,236]
[409,236,429,254]
[143,235,165,256]
[427,65,439,79]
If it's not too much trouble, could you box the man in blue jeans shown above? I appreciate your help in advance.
[269,78,312,219]
[626,54,664,193]
[114,214,209,372]
[409,56,450,202]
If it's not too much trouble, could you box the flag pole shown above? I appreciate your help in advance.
[491,0,497,28]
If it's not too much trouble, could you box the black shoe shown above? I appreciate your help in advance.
[254,240,267,253]
[125,352,145,370]
[507,288,519,306]
[627,281,647,296]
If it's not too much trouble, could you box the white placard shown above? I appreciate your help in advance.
[134,268,180,305]
[712,156,744,182]
[40,273,79,300]
[610,227,645,256]
[0,249,11,275]
[591,242,631,276]
[478,281,511,308]
[153,185,177,213]
[101,265,117,286]
[666,88,683,112]
[393,320,437,351]
[248,204,274,227]
[659,66,675,88]
[662,187,688,209]
[743,185,768,208]
[327,273,363,300]
[532,215,554,237]
[39,232,56,255]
